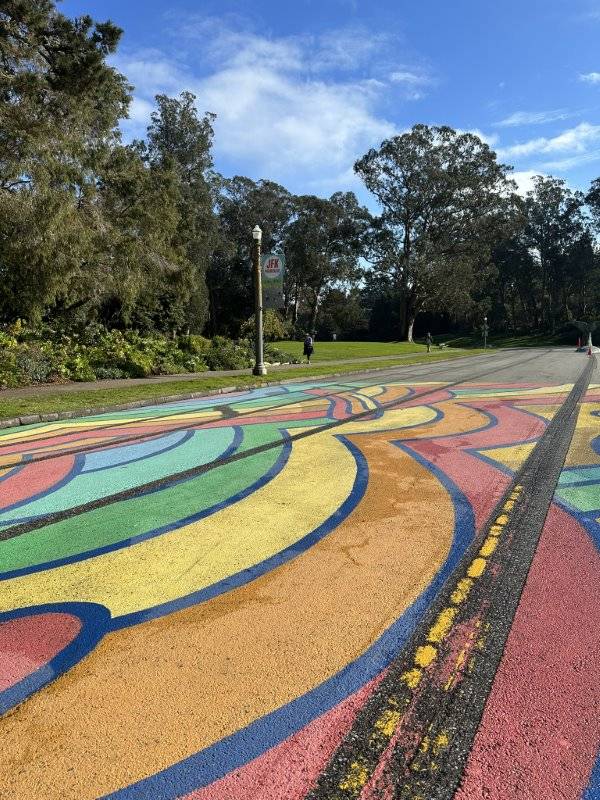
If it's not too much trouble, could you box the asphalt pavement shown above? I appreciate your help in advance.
[0,348,597,799]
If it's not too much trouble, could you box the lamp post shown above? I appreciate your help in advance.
[483,316,489,349]
[252,225,267,376]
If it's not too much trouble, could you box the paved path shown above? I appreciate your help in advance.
[0,349,597,799]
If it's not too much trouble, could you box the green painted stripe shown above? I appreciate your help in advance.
[0,429,283,573]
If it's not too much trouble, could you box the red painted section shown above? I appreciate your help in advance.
[456,504,600,800]
[0,613,81,691]
[183,673,387,800]
[204,410,327,428]
[407,402,545,528]
[0,455,76,508]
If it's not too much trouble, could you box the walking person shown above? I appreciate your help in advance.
[426,332,433,353]
[303,333,314,364]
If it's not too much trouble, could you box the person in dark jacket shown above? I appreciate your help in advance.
[303,333,314,363]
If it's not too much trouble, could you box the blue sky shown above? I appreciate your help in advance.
[61,0,600,203]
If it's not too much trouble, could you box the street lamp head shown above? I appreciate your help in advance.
[484,316,487,323]
[252,225,262,242]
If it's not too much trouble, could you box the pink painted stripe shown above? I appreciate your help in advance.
[0,455,76,508]
[407,402,545,527]
[0,613,81,692]
[456,504,600,800]
[182,672,387,800]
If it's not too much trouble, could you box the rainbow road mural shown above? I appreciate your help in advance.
[0,377,598,799]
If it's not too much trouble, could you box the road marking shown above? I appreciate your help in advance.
[308,357,594,800]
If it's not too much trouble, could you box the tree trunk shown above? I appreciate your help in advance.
[309,286,323,333]
[407,314,416,343]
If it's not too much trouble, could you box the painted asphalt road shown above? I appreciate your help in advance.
[0,349,597,799]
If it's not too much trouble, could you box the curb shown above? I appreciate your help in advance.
[0,358,471,430]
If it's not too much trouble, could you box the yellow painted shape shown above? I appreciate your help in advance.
[489,525,503,536]
[451,577,473,605]
[0,411,223,445]
[339,759,369,791]
[334,404,438,435]
[402,668,423,688]
[479,536,498,557]
[356,385,386,397]
[427,607,458,643]
[460,384,573,399]
[0,430,357,618]
[565,403,600,466]
[467,557,487,578]
[434,732,450,751]
[478,442,536,472]
[374,709,402,738]
[503,499,515,511]
[495,513,509,525]
[415,644,437,668]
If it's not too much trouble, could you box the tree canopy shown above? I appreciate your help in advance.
[0,1,599,345]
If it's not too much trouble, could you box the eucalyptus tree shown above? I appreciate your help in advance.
[355,125,518,341]
[285,192,371,331]
[524,176,587,330]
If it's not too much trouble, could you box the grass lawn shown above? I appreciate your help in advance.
[0,349,484,421]
[278,340,427,361]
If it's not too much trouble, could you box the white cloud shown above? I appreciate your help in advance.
[112,22,429,188]
[510,170,543,196]
[389,68,434,100]
[540,149,600,170]
[579,72,600,83]
[494,109,572,127]
[497,122,600,159]
[389,69,431,86]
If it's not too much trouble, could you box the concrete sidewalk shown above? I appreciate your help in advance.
[0,350,444,399]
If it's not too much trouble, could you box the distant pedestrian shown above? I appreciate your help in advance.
[426,332,433,353]
[303,333,314,364]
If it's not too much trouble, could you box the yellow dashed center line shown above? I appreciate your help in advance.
[339,759,370,792]
[427,607,458,643]
[334,483,524,796]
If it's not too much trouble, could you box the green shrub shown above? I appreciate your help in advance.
[0,347,18,388]
[205,337,254,370]
[120,351,154,378]
[265,344,301,364]
[0,322,297,388]
[179,334,210,355]
[240,310,291,342]
[15,346,53,383]
[67,354,96,382]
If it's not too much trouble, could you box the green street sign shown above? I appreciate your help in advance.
[261,253,285,309]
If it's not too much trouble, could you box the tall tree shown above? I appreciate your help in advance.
[285,192,370,331]
[0,0,129,322]
[145,91,217,333]
[94,142,182,329]
[355,125,518,341]
[525,176,586,330]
